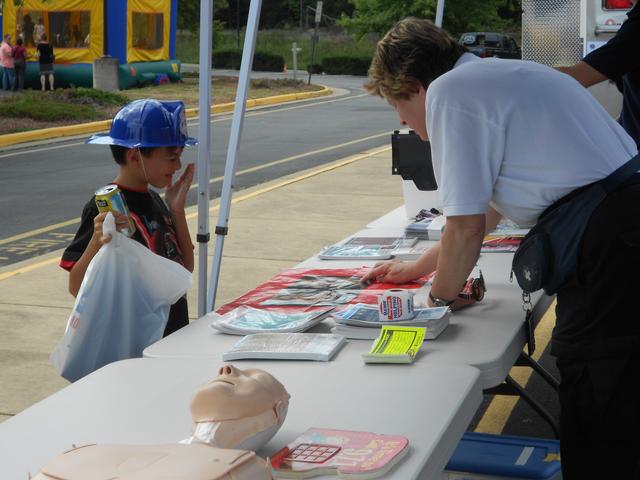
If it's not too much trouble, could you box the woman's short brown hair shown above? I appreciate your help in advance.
[365,17,467,100]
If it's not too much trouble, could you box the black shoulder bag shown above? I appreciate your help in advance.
[512,152,640,296]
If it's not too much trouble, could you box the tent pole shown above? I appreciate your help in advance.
[196,0,214,317]
[435,0,445,27]
[207,0,263,312]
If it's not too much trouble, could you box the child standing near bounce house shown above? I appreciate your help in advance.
[60,99,196,337]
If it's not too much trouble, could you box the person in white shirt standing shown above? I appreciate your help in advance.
[360,17,640,479]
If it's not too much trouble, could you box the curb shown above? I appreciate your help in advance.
[0,85,332,148]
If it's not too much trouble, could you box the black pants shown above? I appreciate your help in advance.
[553,181,640,479]
[13,60,25,90]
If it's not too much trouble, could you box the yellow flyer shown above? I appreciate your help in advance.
[362,326,426,364]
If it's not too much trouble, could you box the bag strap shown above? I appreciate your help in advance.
[599,152,640,193]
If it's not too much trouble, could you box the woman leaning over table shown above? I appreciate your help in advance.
[360,17,640,480]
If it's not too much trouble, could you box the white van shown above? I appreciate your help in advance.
[585,0,633,53]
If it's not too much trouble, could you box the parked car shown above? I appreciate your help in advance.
[459,32,521,59]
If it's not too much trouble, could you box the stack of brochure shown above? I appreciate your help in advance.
[481,224,530,253]
[330,303,451,340]
[404,215,446,240]
[318,237,418,260]
[209,306,333,335]
[391,239,431,261]
[223,333,347,361]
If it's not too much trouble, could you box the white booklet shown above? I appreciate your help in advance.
[332,320,448,340]
[391,240,431,261]
[223,333,347,361]
[209,306,333,335]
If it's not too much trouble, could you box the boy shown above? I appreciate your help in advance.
[60,99,196,337]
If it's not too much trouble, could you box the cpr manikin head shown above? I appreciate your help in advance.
[187,364,290,451]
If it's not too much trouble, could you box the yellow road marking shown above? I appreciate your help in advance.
[0,146,390,280]
[187,131,390,192]
[0,89,363,158]
[0,133,390,246]
[0,87,333,148]
[0,141,86,159]
[185,146,391,220]
[0,257,60,281]
[0,219,83,246]
[474,300,557,434]
[210,92,369,121]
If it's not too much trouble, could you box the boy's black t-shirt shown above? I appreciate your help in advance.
[60,185,188,337]
[584,3,640,148]
[37,42,54,64]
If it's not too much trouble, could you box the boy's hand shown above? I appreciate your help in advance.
[92,211,130,245]
[165,163,195,213]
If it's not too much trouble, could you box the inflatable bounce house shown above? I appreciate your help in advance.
[0,0,182,89]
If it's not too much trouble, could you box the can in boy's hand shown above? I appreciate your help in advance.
[94,184,136,237]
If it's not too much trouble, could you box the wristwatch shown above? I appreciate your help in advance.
[428,292,455,307]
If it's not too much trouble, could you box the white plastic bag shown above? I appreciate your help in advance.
[51,213,192,382]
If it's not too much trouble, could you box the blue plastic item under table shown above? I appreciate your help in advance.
[444,432,562,480]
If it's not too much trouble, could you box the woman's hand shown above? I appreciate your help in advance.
[165,163,195,213]
[360,260,421,286]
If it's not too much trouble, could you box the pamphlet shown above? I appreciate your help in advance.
[223,333,347,361]
[481,220,529,253]
[404,215,446,240]
[271,427,409,479]
[318,245,394,260]
[481,236,523,253]
[334,303,449,326]
[331,304,450,340]
[209,306,333,335]
[361,326,426,364]
[344,236,418,249]
[391,240,431,261]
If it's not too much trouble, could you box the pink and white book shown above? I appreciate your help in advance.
[270,428,409,479]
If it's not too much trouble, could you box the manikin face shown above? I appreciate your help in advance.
[386,84,429,141]
[137,146,184,189]
[190,364,290,423]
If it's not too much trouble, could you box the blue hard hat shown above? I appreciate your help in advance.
[86,99,197,148]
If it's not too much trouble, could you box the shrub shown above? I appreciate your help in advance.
[212,49,243,69]
[254,51,285,72]
[320,56,371,76]
[0,91,99,121]
[212,49,285,72]
[65,87,129,105]
[307,63,323,74]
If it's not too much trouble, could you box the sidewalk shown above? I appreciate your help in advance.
[0,145,399,423]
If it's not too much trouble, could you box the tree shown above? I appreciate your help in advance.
[340,0,433,38]
[340,0,521,38]
[178,0,229,34]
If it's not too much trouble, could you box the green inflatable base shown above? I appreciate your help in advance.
[4,60,182,90]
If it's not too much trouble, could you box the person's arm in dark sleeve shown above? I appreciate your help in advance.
[558,8,640,86]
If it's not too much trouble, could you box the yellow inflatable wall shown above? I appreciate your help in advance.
[3,0,104,64]
[127,0,170,63]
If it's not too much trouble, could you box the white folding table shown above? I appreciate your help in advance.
[0,358,483,480]
[145,207,553,391]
